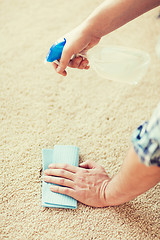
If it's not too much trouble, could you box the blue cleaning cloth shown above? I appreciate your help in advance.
[42,145,79,209]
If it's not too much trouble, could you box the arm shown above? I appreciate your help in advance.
[104,146,160,206]
[84,0,160,38]
[55,0,160,75]
[43,146,160,207]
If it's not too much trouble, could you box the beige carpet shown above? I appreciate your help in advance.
[1,0,160,239]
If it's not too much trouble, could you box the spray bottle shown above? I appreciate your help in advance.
[45,38,150,85]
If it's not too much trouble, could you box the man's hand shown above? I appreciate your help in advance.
[43,160,111,207]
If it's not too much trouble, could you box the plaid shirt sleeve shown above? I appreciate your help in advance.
[132,102,160,167]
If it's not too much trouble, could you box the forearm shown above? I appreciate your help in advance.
[55,0,159,75]
[104,147,160,206]
[82,0,160,38]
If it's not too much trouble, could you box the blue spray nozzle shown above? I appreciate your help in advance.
[45,38,66,62]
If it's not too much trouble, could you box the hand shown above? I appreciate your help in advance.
[43,160,111,207]
[52,24,101,76]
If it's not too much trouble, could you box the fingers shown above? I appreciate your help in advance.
[52,54,89,76]
[68,56,82,68]
[68,56,89,69]
[78,58,90,70]
[44,163,79,181]
[50,185,76,199]
[80,160,99,169]
[48,163,78,173]
[44,168,74,181]
[52,62,67,76]
[43,176,74,189]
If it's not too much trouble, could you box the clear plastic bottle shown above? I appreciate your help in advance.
[88,45,150,85]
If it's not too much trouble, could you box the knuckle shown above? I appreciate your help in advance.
[63,188,69,195]
[60,169,64,175]
[75,171,81,178]
[60,178,65,185]
[84,58,88,64]
[59,59,66,66]
[75,57,81,64]
[55,186,60,192]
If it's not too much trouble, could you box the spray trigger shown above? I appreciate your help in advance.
[45,38,66,62]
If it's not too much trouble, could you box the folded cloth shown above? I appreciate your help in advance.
[42,145,79,209]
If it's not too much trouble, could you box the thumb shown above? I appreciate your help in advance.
[80,160,99,169]
[57,46,73,74]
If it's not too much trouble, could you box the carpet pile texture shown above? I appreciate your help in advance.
[1,1,160,239]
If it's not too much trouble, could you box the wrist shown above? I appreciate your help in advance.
[103,174,127,206]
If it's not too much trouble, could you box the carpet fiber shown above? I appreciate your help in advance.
[1,0,160,239]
